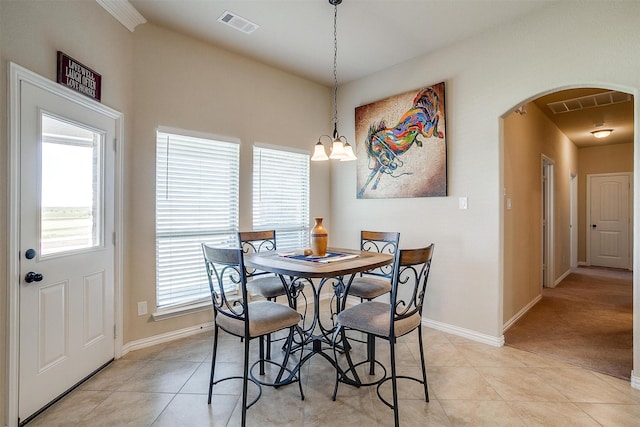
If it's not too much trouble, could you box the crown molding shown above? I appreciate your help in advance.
[96,0,146,32]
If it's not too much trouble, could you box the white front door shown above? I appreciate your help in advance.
[588,173,631,269]
[18,79,116,422]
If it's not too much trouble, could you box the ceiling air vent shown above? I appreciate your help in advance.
[547,90,631,114]
[217,11,259,34]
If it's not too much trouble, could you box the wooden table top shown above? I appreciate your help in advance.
[243,248,393,279]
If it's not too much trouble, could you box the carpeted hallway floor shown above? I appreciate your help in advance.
[505,266,633,379]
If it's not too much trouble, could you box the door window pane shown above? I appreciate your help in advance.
[41,114,102,255]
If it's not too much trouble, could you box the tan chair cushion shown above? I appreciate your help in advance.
[337,301,421,338]
[217,300,301,338]
[347,276,392,300]
[246,276,287,298]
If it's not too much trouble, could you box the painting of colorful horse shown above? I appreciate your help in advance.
[355,82,446,199]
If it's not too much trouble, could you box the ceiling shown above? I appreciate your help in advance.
[123,1,633,147]
[533,89,634,148]
[128,0,556,86]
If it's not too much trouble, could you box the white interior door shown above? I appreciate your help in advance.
[18,80,115,422]
[588,173,631,269]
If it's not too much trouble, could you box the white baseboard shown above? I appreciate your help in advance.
[345,295,505,347]
[121,322,214,356]
[503,294,542,333]
[121,306,503,357]
[555,268,572,286]
[422,317,504,347]
[631,370,640,390]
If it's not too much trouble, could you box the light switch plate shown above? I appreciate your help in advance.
[459,197,468,210]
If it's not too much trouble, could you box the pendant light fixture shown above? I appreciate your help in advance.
[311,0,357,162]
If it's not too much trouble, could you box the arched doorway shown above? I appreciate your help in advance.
[502,87,634,380]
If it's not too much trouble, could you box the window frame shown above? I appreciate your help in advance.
[155,126,240,311]
[252,142,310,252]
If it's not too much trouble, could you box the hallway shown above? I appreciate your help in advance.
[505,267,633,379]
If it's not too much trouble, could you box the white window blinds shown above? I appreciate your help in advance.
[253,145,310,251]
[156,130,239,308]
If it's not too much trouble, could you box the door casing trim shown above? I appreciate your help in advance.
[541,155,555,289]
[5,62,124,427]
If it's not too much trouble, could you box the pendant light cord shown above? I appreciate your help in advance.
[332,2,339,139]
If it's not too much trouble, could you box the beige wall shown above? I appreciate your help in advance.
[577,143,634,262]
[4,0,640,422]
[0,5,5,427]
[1,1,134,424]
[503,102,578,324]
[0,2,331,423]
[126,22,331,341]
[331,0,640,345]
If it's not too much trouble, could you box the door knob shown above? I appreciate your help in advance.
[25,272,43,283]
[592,224,597,228]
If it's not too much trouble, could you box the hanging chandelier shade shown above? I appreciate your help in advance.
[311,140,330,161]
[341,142,357,161]
[311,0,356,162]
[329,138,346,159]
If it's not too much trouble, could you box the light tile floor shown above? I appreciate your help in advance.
[29,312,640,426]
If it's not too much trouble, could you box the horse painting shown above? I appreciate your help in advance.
[355,83,446,199]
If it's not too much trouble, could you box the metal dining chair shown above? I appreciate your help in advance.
[238,230,289,361]
[344,230,400,374]
[332,244,434,427]
[346,230,400,301]
[202,244,304,427]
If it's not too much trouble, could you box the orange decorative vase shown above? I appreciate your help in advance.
[310,217,328,256]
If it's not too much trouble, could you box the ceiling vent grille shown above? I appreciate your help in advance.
[547,90,631,114]
[217,11,259,34]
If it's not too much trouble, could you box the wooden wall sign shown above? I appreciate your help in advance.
[56,51,102,102]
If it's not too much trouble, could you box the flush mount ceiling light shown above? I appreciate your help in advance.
[591,128,613,139]
[591,129,613,138]
[311,0,356,162]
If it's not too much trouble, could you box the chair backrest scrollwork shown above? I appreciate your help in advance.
[360,230,400,278]
[202,244,248,323]
[390,244,434,327]
[238,230,277,278]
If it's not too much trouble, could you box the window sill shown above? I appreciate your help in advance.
[152,301,212,321]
